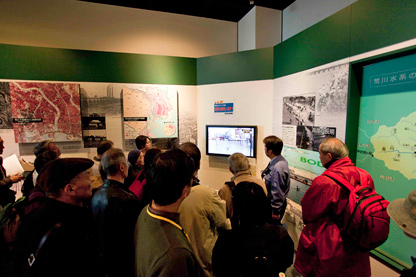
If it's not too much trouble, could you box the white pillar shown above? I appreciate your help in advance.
[238,6,282,51]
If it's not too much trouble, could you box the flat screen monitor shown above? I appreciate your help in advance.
[206,125,257,158]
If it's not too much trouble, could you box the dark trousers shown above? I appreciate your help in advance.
[271,199,287,225]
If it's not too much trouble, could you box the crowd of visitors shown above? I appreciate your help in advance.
[0,134,412,277]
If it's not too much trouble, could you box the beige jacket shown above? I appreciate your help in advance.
[179,183,230,277]
[218,170,267,219]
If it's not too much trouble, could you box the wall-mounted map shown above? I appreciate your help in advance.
[122,85,178,139]
[370,111,416,181]
[356,52,416,270]
[9,82,82,143]
[0,82,13,129]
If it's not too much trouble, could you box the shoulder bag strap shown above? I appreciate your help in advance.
[27,223,63,268]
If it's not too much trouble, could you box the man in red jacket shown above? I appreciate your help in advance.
[294,137,372,277]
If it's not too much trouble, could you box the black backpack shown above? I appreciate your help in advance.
[227,181,290,276]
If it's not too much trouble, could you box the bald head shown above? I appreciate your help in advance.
[319,137,349,160]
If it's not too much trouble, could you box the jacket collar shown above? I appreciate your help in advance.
[327,157,354,170]
[268,155,284,167]
[103,178,124,188]
[148,204,180,222]
[231,169,251,181]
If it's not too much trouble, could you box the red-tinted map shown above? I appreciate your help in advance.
[9,82,82,143]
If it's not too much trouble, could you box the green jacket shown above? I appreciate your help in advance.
[134,205,202,277]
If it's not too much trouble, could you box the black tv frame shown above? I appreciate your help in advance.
[205,125,257,158]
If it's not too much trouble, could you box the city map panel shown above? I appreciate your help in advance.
[9,82,82,143]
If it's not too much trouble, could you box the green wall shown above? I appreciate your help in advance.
[1,0,415,86]
[0,44,197,85]
[350,0,416,56]
[197,47,273,85]
[197,0,416,84]
[273,6,351,79]
[273,0,416,79]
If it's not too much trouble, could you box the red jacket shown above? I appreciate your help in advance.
[294,157,372,277]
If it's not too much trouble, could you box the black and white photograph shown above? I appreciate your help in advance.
[0,82,15,129]
[82,113,106,130]
[296,125,336,151]
[80,83,123,148]
[282,95,315,126]
[315,64,349,116]
[82,113,107,148]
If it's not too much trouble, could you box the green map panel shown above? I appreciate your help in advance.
[357,52,416,269]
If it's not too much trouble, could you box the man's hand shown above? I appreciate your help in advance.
[10,174,24,183]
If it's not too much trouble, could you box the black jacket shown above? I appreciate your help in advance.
[0,157,16,208]
[90,179,140,277]
[10,198,105,277]
[213,223,294,277]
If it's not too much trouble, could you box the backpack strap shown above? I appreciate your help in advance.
[27,223,63,268]
[323,170,355,192]
[323,169,373,195]
[355,168,369,187]
[225,181,236,192]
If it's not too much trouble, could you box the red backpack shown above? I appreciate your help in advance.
[323,168,390,251]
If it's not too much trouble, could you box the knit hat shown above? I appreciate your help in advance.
[387,190,416,238]
[128,149,141,166]
[37,158,94,194]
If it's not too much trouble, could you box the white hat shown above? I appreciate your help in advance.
[387,190,416,238]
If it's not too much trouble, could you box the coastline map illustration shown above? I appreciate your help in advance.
[9,82,82,143]
[122,85,178,139]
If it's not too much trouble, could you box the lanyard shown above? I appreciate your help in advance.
[146,207,190,243]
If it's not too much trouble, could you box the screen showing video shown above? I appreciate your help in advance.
[206,125,257,158]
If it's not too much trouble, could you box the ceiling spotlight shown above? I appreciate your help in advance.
[250,0,254,5]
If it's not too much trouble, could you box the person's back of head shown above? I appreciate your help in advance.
[228,152,249,174]
[127,149,141,169]
[34,140,51,157]
[148,149,194,206]
[135,135,149,150]
[97,140,114,156]
[101,148,127,178]
[319,137,349,160]
[263,136,283,156]
[144,148,162,176]
[34,150,59,174]
[178,142,201,172]
[232,181,271,228]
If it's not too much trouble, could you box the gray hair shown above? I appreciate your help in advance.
[319,137,349,160]
[101,148,127,176]
[228,153,250,174]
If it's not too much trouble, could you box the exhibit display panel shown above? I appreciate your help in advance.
[355,52,416,270]
[0,44,198,156]
[273,61,349,186]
